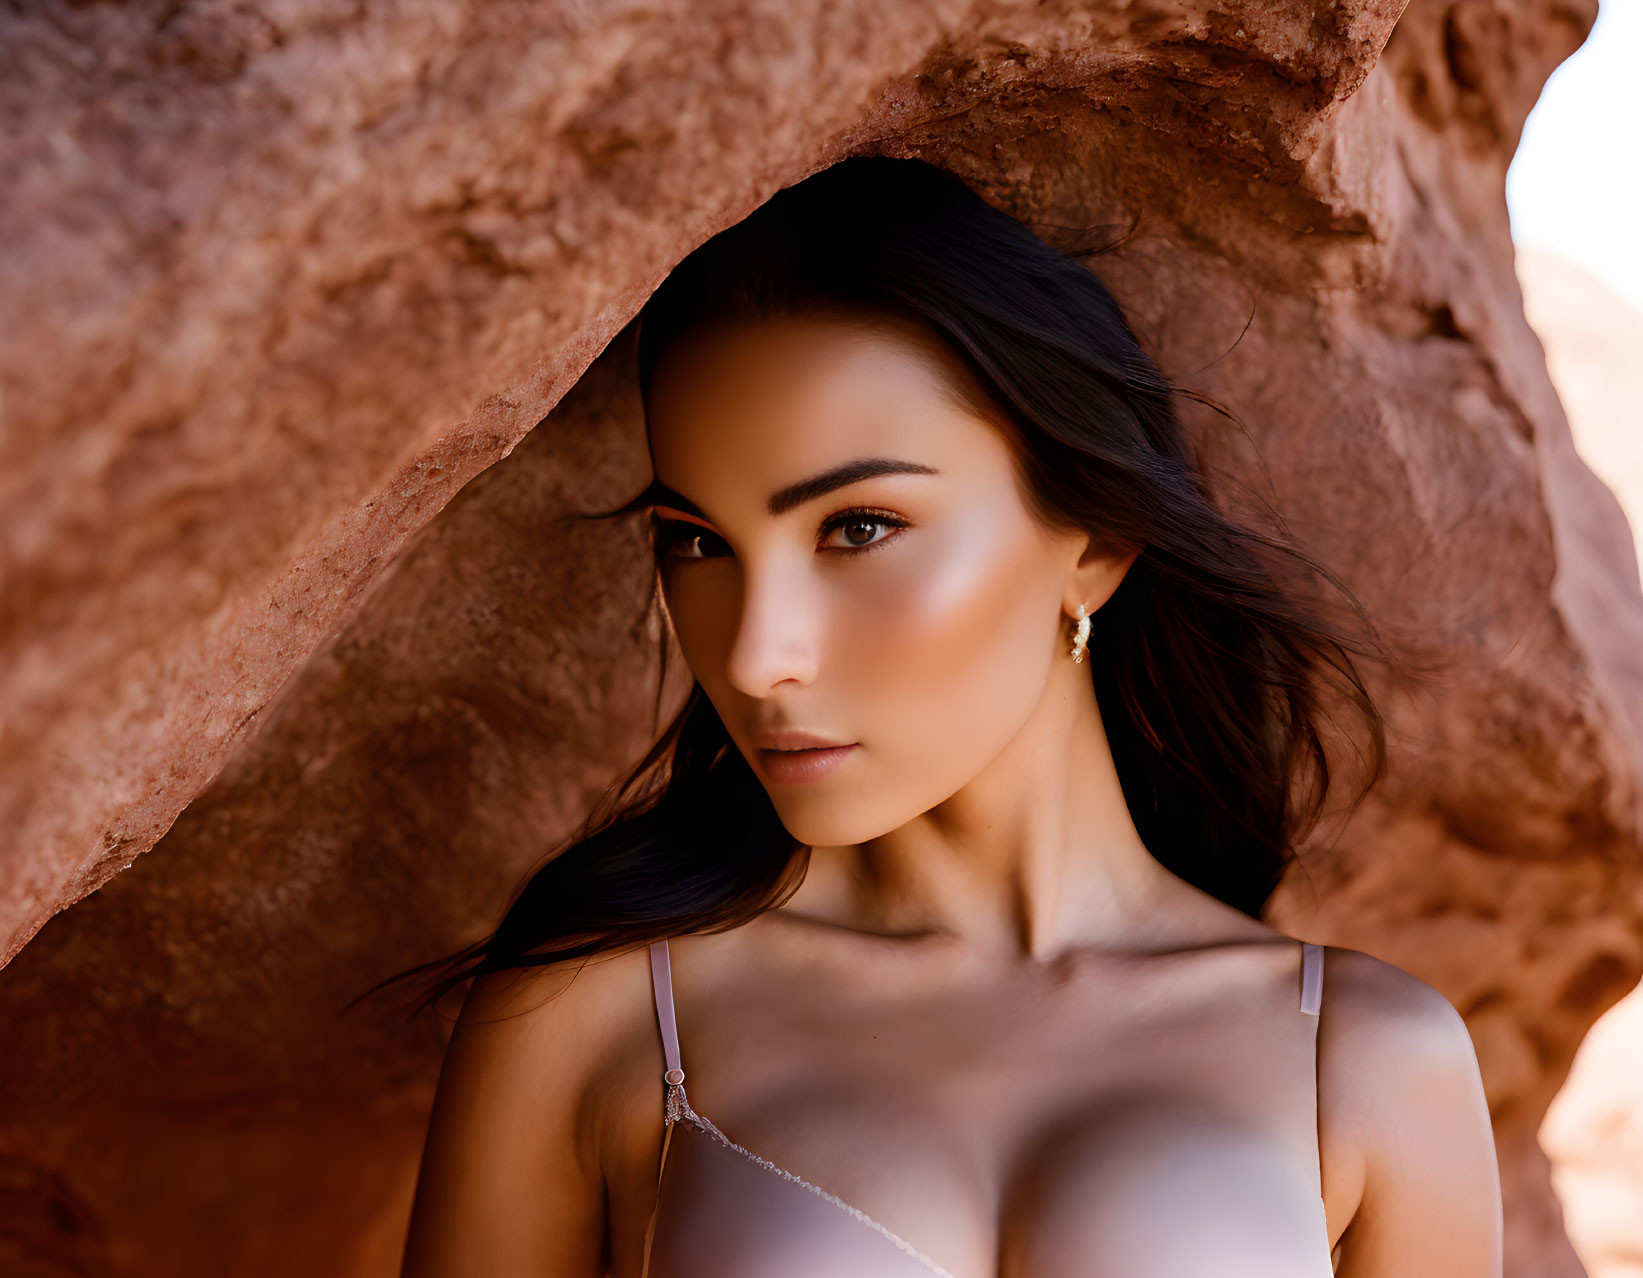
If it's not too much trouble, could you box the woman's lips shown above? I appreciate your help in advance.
[757,743,858,784]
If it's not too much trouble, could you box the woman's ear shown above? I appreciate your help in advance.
[1066,541,1139,617]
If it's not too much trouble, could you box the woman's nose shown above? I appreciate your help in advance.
[723,569,821,695]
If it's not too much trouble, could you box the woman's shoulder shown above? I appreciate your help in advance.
[451,943,673,1145]
[1299,942,1482,1144]
[1310,942,1475,1061]
[406,947,665,1274]
[1310,943,1501,1270]
[459,942,655,1018]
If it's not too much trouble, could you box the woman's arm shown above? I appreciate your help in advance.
[1330,949,1504,1277]
[400,962,611,1278]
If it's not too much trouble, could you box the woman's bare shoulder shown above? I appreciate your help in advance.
[443,933,673,1182]
[403,945,664,1277]
[453,943,666,1136]
[458,943,656,1032]
[1314,944,1503,1275]
[1314,943,1481,1095]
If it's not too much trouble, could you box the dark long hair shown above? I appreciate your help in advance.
[355,156,1416,1022]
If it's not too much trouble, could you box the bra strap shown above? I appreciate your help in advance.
[648,938,686,1086]
[647,938,690,1136]
[643,937,692,1271]
[1300,941,1326,1207]
[1300,941,1324,1016]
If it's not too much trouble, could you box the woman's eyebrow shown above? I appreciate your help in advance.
[766,457,939,516]
[646,457,938,523]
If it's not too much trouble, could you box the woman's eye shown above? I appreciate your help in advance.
[650,509,908,564]
[652,518,729,562]
[819,512,906,554]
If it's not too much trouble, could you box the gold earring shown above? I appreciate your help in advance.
[1069,603,1090,663]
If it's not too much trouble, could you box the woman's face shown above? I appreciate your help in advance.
[644,313,1109,848]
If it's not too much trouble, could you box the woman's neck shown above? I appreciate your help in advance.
[777,673,1188,962]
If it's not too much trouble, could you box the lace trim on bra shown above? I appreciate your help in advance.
[664,1079,957,1278]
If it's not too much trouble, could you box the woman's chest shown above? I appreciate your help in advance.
[646,1088,1333,1278]
[635,944,1334,1278]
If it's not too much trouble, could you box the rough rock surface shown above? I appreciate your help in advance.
[2,1,1639,1275]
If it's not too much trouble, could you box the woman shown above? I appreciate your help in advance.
[391,157,1502,1277]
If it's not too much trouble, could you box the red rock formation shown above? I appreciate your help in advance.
[1,1,1637,1275]
[1519,246,1643,1278]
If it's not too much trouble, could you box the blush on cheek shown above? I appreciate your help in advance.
[834,511,1055,770]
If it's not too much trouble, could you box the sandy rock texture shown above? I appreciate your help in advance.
[1520,247,1643,1278]
[2,0,1639,1275]
[1516,248,1643,578]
